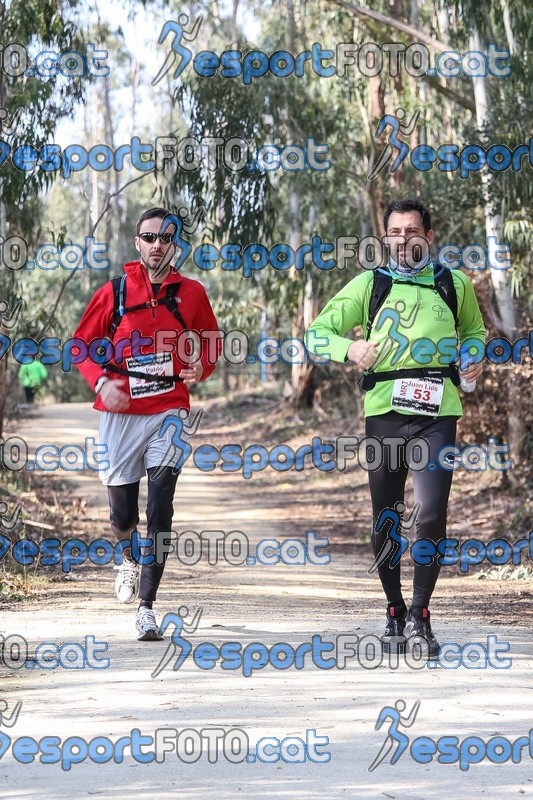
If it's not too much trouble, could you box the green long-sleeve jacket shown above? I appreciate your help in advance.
[306,264,486,418]
[18,361,48,389]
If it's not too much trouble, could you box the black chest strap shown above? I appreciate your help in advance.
[110,275,187,335]
[106,275,188,384]
[366,266,458,340]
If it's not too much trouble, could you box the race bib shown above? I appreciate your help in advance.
[126,352,174,399]
[391,377,444,416]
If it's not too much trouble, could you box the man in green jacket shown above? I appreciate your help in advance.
[18,361,48,404]
[307,198,485,657]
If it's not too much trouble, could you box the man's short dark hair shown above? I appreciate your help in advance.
[136,207,172,235]
[384,199,431,233]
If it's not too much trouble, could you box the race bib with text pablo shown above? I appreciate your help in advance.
[126,352,174,398]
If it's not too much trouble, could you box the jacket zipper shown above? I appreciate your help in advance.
[140,267,157,321]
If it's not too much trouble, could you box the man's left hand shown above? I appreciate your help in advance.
[180,362,204,385]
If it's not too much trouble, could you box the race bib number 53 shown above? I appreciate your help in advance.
[391,377,444,416]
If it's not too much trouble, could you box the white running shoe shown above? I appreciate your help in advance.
[136,607,164,641]
[113,556,140,603]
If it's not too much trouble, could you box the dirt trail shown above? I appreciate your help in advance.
[1,402,532,799]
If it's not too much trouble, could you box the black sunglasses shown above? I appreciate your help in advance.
[138,232,174,244]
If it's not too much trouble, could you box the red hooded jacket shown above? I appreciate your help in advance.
[73,261,220,415]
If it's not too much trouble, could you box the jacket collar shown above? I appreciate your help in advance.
[384,261,439,282]
[123,260,183,286]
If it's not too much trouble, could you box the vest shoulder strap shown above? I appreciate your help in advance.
[433,266,458,330]
[110,274,127,336]
[162,282,187,329]
[366,266,459,339]
[366,271,392,340]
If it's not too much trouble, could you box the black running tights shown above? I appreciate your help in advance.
[365,411,457,608]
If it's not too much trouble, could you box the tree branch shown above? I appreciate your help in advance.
[0,170,155,408]
[331,0,449,50]
[34,171,153,341]
[426,79,475,112]
[330,0,475,111]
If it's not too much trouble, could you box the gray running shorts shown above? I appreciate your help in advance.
[97,408,190,486]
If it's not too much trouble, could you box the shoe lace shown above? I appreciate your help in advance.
[115,560,139,588]
[138,608,157,627]
[386,617,405,636]
[412,616,434,639]
[386,606,406,633]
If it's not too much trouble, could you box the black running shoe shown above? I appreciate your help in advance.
[405,606,440,659]
[381,602,407,654]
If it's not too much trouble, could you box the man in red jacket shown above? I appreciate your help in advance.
[74,207,220,641]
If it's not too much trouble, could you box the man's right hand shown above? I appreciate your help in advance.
[347,340,380,370]
[99,379,131,411]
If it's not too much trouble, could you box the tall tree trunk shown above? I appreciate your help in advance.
[101,52,125,275]
[500,0,517,55]
[119,55,139,268]
[367,71,386,235]
[0,192,7,437]
[231,0,239,44]
[0,0,9,436]
[284,0,315,407]
[469,27,525,465]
